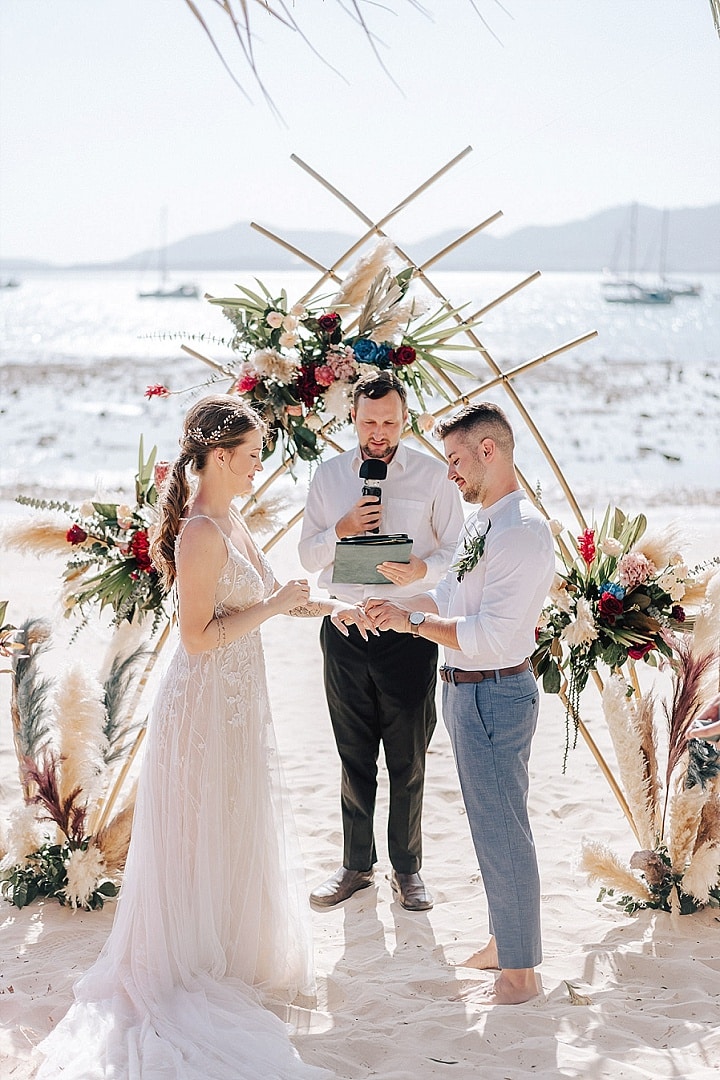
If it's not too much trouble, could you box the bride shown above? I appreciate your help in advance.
[37,396,371,1079]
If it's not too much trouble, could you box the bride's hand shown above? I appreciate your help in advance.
[330,603,378,640]
[273,579,311,614]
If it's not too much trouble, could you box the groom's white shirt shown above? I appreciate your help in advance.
[431,490,555,670]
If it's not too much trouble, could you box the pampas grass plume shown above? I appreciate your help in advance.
[332,239,395,310]
[244,494,288,536]
[668,781,707,871]
[55,663,109,811]
[632,523,684,570]
[0,518,73,557]
[682,841,720,904]
[691,568,720,658]
[601,676,656,848]
[580,840,653,903]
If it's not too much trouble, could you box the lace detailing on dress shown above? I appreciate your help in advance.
[36,516,327,1079]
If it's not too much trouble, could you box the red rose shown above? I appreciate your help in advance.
[598,591,624,624]
[628,642,655,661]
[129,529,154,573]
[390,345,416,367]
[318,313,341,333]
[145,384,171,398]
[578,528,596,565]
[66,524,88,545]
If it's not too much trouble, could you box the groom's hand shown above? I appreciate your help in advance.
[364,598,410,633]
[331,603,378,640]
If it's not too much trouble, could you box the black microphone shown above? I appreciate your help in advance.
[359,459,387,534]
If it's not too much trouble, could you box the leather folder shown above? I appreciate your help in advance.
[332,534,413,585]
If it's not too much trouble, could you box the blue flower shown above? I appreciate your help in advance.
[600,581,625,599]
[374,343,392,369]
[352,338,378,363]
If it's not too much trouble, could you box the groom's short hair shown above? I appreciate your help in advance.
[435,402,515,455]
[352,370,407,409]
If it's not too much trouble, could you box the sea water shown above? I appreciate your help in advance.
[1,269,718,518]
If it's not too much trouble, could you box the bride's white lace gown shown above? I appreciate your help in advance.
[37,522,330,1079]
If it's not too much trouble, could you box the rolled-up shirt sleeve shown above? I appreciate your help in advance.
[455,527,550,660]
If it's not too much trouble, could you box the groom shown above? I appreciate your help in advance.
[366,402,555,1003]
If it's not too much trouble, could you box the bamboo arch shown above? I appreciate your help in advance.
[97,146,643,843]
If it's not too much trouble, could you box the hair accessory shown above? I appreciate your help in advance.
[188,411,238,445]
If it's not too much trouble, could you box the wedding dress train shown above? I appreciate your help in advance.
[36,521,330,1078]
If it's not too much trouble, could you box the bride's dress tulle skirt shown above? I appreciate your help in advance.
[36,543,330,1078]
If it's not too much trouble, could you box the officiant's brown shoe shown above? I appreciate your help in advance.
[310,867,374,907]
[390,870,433,911]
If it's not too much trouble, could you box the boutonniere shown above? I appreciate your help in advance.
[452,520,492,583]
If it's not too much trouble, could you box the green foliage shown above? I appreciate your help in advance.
[0,840,119,910]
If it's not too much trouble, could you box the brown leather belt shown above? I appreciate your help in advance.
[440,660,531,685]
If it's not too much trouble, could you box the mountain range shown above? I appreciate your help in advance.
[5,203,719,273]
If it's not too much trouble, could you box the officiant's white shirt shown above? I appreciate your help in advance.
[299,440,464,604]
[430,490,555,670]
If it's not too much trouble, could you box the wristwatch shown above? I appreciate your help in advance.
[408,611,426,636]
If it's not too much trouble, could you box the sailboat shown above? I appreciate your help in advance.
[658,210,702,298]
[138,209,200,300]
[602,204,673,305]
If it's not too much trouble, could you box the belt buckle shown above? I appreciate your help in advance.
[440,665,457,685]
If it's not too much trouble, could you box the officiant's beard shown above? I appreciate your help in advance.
[360,438,400,462]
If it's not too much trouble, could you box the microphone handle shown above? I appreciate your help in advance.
[362,484,382,535]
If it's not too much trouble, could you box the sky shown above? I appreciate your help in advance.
[0,0,719,265]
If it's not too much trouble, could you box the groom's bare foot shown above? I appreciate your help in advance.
[475,970,540,1005]
[457,937,499,970]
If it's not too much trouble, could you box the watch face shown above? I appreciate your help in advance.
[409,611,425,627]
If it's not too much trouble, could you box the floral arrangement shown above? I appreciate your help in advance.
[532,508,717,762]
[0,623,150,910]
[581,599,720,916]
[8,440,169,634]
[147,241,475,463]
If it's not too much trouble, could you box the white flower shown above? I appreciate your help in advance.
[279,331,298,349]
[549,519,564,538]
[600,537,623,557]
[250,348,298,383]
[1,805,43,868]
[536,609,551,631]
[64,844,107,909]
[116,504,134,530]
[281,314,298,332]
[417,412,435,433]
[657,565,688,602]
[561,597,598,648]
[549,574,573,614]
[322,380,352,422]
[80,501,95,517]
[266,311,284,329]
[290,302,305,317]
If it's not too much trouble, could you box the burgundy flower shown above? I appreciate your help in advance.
[671,604,686,623]
[318,312,341,333]
[294,365,322,407]
[598,591,624,624]
[66,524,88,545]
[129,529,154,573]
[578,528,596,565]
[389,345,416,367]
[628,641,655,661]
[145,384,171,399]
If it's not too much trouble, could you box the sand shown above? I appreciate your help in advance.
[2,510,720,1079]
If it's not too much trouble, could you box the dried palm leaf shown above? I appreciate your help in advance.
[632,522,684,570]
[691,569,720,658]
[580,841,653,903]
[94,785,136,873]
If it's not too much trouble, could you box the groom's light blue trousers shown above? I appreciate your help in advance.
[443,668,542,970]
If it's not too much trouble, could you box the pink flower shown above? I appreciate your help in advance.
[285,404,303,416]
[153,462,170,490]
[145,384,170,398]
[314,364,336,387]
[326,345,357,381]
[236,372,260,393]
[266,311,284,329]
[617,552,656,590]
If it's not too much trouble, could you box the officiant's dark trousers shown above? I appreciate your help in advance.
[320,617,437,875]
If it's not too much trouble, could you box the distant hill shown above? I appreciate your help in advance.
[4,204,718,272]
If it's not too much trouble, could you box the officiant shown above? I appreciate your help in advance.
[299,370,463,911]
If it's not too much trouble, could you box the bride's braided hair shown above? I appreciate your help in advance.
[151,395,265,588]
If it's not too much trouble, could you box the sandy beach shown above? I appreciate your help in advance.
[2,507,720,1079]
